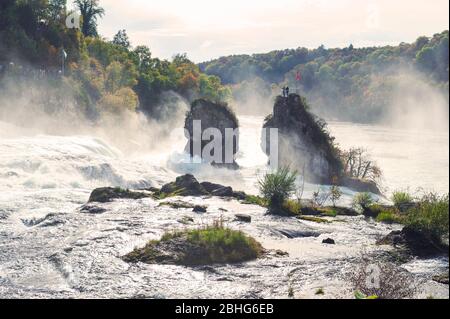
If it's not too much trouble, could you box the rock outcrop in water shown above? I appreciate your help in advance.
[262,94,343,184]
[262,94,382,194]
[88,187,150,203]
[377,226,449,257]
[185,99,239,169]
[123,226,264,266]
[159,174,246,200]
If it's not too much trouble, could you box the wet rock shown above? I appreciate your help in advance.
[80,205,107,214]
[200,182,235,197]
[232,191,247,200]
[274,250,289,257]
[433,273,449,285]
[201,182,226,193]
[123,230,264,266]
[88,187,149,203]
[377,226,448,257]
[193,205,207,213]
[262,94,342,184]
[159,201,195,209]
[212,186,234,197]
[22,213,65,227]
[340,177,381,195]
[322,238,336,245]
[273,228,321,239]
[185,99,239,169]
[178,216,195,225]
[262,94,381,195]
[161,174,209,197]
[235,214,252,223]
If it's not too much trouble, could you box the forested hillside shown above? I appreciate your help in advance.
[200,31,449,122]
[0,0,230,120]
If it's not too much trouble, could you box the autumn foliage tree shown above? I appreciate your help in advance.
[341,147,382,183]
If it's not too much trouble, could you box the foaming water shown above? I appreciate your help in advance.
[0,117,448,299]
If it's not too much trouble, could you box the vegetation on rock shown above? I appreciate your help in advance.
[0,1,231,122]
[258,167,297,214]
[124,220,264,266]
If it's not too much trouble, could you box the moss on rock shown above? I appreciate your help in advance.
[123,223,264,266]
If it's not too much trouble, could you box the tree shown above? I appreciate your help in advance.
[341,147,382,183]
[133,45,152,70]
[416,46,436,72]
[75,0,105,37]
[48,0,67,21]
[113,29,130,49]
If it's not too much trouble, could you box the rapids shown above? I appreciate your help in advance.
[0,116,448,299]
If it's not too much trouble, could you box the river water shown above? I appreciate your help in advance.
[0,116,448,299]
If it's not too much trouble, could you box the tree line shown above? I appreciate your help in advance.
[0,0,231,119]
[200,31,449,122]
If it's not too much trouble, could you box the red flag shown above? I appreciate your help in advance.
[296,71,302,81]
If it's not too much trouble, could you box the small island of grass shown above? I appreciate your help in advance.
[123,220,264,266]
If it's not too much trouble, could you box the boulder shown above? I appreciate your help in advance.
[322,238,336,245]
[161,174,209,197]
[80,205,107,214]
[377,226,448,257]
[433,273,449,285]
[185,99,239,169]
[232,191,247,200]
[235,214,252,223]
[88,187,149,203]
[201,182,234,197]
[193,205,208,213]
[341,177,381,195]
[262,94,342,184]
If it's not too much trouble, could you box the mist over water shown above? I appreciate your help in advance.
[0,70,449,299]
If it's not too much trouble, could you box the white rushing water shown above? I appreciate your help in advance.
[0,116,448,299]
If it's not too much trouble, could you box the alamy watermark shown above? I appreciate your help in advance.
[174,120,279,169]
[66,12,81,30]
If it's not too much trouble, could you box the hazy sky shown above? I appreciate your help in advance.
[78,0,449,62]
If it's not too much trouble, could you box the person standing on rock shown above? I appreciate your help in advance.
[286,86,290,96]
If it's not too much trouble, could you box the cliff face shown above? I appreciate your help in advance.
[184,99,239,169]
[262,94,343,184]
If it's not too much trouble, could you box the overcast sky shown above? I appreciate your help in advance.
[75,0,449,62]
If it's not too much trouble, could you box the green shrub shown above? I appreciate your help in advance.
[391,191,414,210]
[282,199,302,215]
[124,220,264,266]
[352,192,374,211]
[186,227,262,263]
[330,185,343,207]
[404,193,449,240]
[242,195,268,207]
[376,210,402,224]
[321,208,338,217]
[258,167,297,210]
